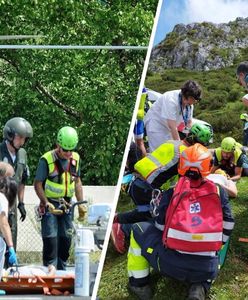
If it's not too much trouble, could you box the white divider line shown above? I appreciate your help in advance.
[91,0,164,299]
[0,45,148,50]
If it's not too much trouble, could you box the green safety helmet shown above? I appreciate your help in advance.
[221,137,236,152]
[240,113,248,121]
[57,126,78,150]
[189,123,213,146]
[3,117,33,141]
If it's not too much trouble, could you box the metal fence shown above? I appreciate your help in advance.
[17,202,75,265]
[16,186,115,265]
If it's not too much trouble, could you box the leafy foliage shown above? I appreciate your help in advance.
[0,0,158,185]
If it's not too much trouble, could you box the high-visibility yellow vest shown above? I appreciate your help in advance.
[215,147,242,165]
[137,92,147,120]
[134,141,187,190]
[42,150,80,199]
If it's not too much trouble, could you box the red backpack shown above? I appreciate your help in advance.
[162,176,223,253]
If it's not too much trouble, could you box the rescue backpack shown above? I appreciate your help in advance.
[162,176,223,253]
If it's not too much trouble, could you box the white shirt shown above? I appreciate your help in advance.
[0,193,8,236]
[0,193,8,216]
[207,174,229,187]
[144,90,193,133]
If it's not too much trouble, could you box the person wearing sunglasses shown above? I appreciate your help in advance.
[0,117,33,268]
[34,126,86,271]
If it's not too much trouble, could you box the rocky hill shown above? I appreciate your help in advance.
[149,17,248,72]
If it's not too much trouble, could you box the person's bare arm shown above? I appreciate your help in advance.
[75,176,83,201]
[187,119,193,128]
[34,180,49,207]
[211,165,219,174]
[226,180,238,198]
[230,167,242,182]
[167,119,180,140]
[135,138,147,158]
[75,177,86,221]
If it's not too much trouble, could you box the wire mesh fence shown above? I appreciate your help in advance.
[16,202,76,265]
[15,186,114,266]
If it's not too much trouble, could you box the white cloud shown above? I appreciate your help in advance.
[185,0,248,24]
[154,0,248,45]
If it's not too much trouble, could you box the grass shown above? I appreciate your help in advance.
[145,67,246,145]
[98,178,248,300]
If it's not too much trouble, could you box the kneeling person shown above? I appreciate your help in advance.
[127,144,234,300]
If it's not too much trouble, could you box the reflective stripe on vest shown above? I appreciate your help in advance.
[134,141,187,185]
[215,147,242,165]
[42,150,79,199]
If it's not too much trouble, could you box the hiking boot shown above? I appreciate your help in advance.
[128,283,153,300]
[111,222,126,254]
[186,283,206,300]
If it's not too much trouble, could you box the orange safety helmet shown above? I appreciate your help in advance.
[178,143,212,178]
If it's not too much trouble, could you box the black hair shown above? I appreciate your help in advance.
[0,177,17,209]
[181,80,202,101]
[184,133,198,146]
[237,61,248,75]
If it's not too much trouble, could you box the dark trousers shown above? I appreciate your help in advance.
[117,209,152,243]
[41,204,73,270]
[130,222,218,291]
[243,129,248,146]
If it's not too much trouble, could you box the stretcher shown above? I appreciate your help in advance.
[0,266,75,295]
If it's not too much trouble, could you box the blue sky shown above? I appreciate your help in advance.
[153,0,248,46]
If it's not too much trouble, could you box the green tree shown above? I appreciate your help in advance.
[0,0,158,184]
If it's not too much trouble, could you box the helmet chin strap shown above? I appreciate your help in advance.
[8,139,20,152]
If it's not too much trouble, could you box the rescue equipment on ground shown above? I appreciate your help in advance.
[0,265,74,295]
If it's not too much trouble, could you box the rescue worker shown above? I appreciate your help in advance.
[34,126,87,270]
[236,61,248,106]
[0,117,33,266]
[0,176,18,294]
[127,144,234,300]
[144,80,202,151]
[112,123,213,254]
[211,137,248,181]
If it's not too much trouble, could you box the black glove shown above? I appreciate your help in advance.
[18,202,26,222]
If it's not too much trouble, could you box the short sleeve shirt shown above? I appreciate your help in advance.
[0,193,8,216]
[144,90,193,132]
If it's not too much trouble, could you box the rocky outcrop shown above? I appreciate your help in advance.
[149,17,248,72]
